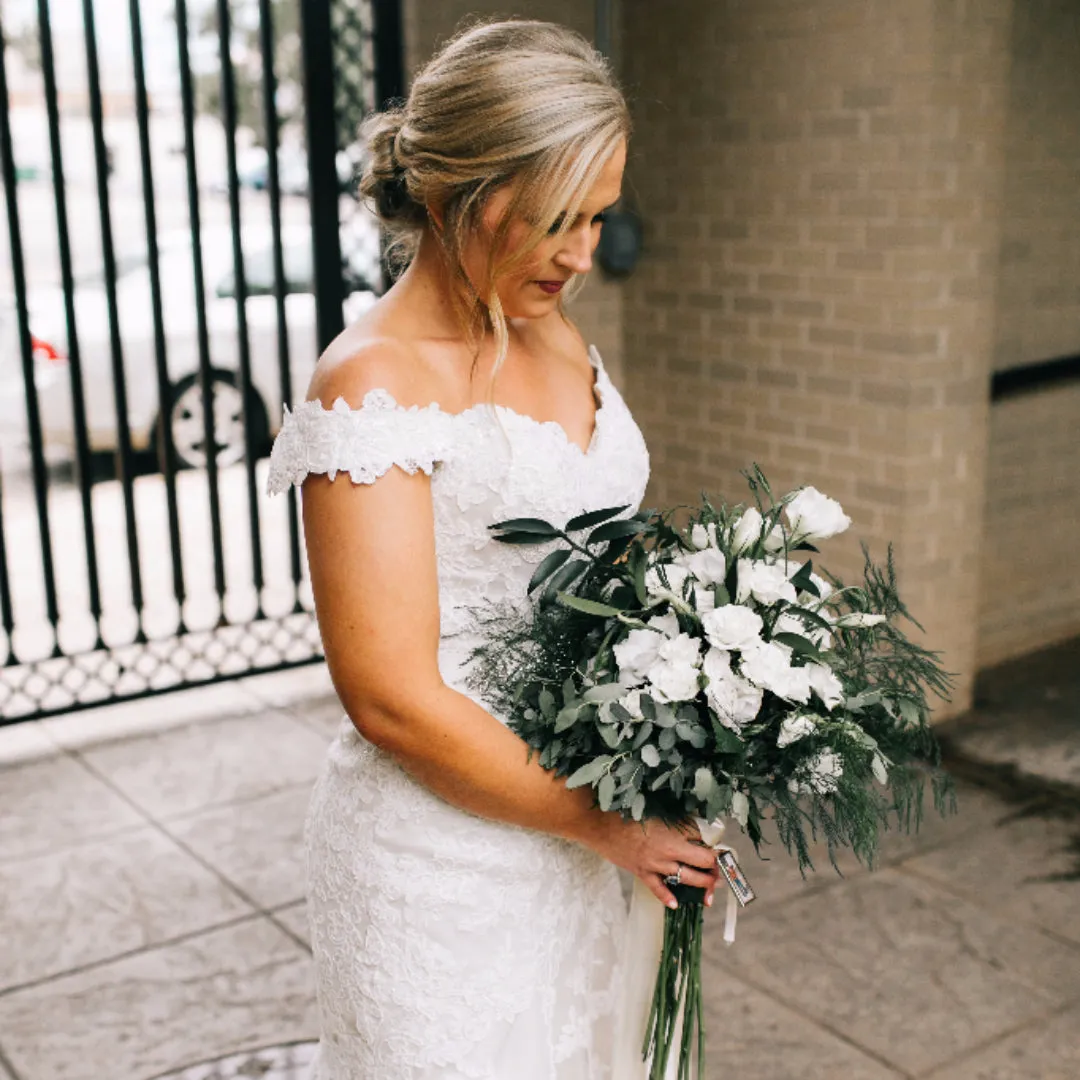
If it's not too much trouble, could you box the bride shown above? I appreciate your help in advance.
[268,19,720,1079]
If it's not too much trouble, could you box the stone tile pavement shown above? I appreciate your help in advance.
[0,649,1077,1080]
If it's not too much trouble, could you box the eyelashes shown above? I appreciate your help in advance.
[546,211,609,236]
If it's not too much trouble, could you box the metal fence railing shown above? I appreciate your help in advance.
[0,0,402,722]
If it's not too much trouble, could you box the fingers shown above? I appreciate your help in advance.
[674,838,721,872]
[645,873,678,910]
[670,863,718,891]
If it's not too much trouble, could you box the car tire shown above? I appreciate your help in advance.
[154,371,270,472]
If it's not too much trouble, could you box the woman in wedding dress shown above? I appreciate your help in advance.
[267,19,720,1079]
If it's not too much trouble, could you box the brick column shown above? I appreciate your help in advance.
[621,0,1015,714]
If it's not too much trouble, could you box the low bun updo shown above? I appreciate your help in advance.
[356,18,629,374]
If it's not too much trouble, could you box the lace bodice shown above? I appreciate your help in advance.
[267,345,650,642]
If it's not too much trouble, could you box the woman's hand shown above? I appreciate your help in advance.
[578,813,722,910]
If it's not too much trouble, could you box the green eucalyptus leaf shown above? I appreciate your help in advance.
[565,505,631,532]
[492,531,558,545]
[583,683,625,705]
[527,548,571,593]
[709,717,744,754]
[598,723,622,748]
[631,792,646,820]
[658,727,677,751]
[598,772,616,812]
[554,705,580,733]
[650,770,672,791]
[773,632,824,662]
[490,517,559,535]
[566,756,612,789]
[556,594,624,618]
[538,688,556,718]
[587,518,649,546]
[639,694,657,721]
[640,743,661,767]
[654,702,677,728]
[631,721,654,749]
[693,767,717,802]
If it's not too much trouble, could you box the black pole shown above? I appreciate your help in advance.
[0,10,61,659]
[299,0,344,351]
[372,0,406,109]
[258,0,304,612]
[216,0,266,619]
[129,0,188,633]
[38,0,105,649]
[81,0,146,643]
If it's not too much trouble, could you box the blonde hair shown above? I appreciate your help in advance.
[358,19,629,379]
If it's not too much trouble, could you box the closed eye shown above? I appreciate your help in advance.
[546,207,614,236]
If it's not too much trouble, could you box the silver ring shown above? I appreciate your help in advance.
[664,865,683,888]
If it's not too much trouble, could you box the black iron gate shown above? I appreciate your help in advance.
[0,0,402,723]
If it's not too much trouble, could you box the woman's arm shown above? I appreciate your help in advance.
[301,347,720,908]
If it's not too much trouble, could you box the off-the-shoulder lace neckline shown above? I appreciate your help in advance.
[304,343,610,458]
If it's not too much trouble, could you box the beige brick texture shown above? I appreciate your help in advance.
[400,0,627,382]
[978,384,1080,667]
[978,0,1080,667]
[620,0,1015,715]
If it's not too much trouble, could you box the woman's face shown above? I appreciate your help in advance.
[463,137,627,320]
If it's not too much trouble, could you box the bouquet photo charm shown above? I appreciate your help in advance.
[469,465,954,1080]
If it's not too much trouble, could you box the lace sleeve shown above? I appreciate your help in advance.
[265,389,455,495]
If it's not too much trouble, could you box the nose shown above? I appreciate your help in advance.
[553,225,594,275]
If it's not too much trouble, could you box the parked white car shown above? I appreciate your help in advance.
[21,221,378,471]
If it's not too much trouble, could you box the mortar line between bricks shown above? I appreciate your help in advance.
[0,911,263,1001]
[913,995,1080,1078]
[894,862,1080,952]
[705,963,913,1078]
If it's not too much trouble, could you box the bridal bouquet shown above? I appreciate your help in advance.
[467,467,953,1080]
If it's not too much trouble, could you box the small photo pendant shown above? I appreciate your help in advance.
[717,849,756,907]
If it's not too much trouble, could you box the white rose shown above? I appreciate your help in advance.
[731,790,750,828]
[740,641,812,703]
[646,657,701,703]
[731,507,764,554]
[645,562,691,602]
[807,749,844,793]
[613,628,663,685]
[833,612,887,628]
[689,522,720,551]
[736,559,798,606]
[806,663,844,711]
[785,487,851,542]
[693,585,717,613]
[777,714,817,747]
[658,632,701,668]
[703,648,763,729]
[649,612,681,637]
[701,605,763,651]
[620,688,645,720]
[682,546,727,586]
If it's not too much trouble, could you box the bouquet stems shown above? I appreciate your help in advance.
[643,886,707,1080]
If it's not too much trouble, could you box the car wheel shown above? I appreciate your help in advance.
[156,372,270,471]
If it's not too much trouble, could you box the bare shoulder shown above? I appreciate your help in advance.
[306,326,441,412]
[520,309,592,370]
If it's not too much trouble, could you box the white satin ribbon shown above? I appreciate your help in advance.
[611,818,739,1080]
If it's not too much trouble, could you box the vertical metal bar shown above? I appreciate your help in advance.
[215,0,265,619]
[0,11,61,658]
[257,0,304,611]
[129,0,187,632]
[0,465,16,664]
[299,0,344,351]
[372,0,406,109]
[80,0,147,642]
[174,0,227,616]
[38,0,106,651]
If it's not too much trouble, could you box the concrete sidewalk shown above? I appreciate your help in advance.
[0,648,1077,1080]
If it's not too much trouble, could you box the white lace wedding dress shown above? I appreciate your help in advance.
[267,346,650,1080]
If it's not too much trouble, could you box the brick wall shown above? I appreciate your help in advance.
[978,384,1080,667]
[977,0,1080,667]
[400,0,626,382]
[620,0,1014,714]
[993,0,1080,370]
